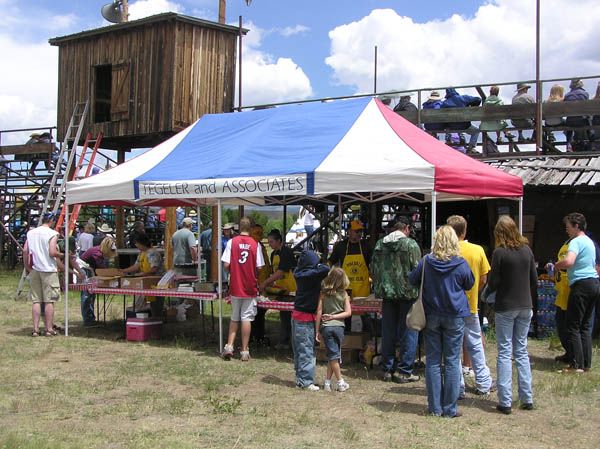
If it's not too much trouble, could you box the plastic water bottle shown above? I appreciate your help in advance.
[546,260,554,278]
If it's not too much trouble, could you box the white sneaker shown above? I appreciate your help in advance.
[336,380,350,392]
[303,384,320,391]
[323,380,332,392]
[222,344,234,361]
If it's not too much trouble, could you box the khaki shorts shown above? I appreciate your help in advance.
[230,296,257,322]
[29,271,61,304]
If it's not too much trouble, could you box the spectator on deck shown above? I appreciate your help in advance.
[511,83,536,143]
[394,94,418,124]
[480,86,511,144]
[564,79,592,151]
[422,91,445,135]
[593,82,600,126]
[441,88,481,153]
[545,84,565,127]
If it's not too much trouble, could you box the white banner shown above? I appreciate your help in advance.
[138,174,308,199]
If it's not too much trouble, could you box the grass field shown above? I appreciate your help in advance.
[1,270,599,449]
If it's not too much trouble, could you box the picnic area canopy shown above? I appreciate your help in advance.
[66,97,522,206]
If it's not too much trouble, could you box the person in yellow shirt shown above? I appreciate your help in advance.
[553,239,571,363]
[447,216,494,396]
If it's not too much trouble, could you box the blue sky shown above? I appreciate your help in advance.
[1,0,599,145]
[17,0,483,98]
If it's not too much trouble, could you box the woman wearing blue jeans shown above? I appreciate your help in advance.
[488,216,538,414]
[409,226,474,418]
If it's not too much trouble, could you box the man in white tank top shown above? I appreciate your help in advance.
[23,213,61,336]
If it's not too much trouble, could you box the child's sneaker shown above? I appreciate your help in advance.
[222,344,234,360]
[323,380,332,392]
[336,379,350,392]
[240,350,250,362]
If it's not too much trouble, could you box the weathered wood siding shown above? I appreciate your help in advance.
[54,18,237,150]
[172,21,237,129]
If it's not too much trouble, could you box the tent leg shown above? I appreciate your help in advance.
[337,195,342,238]
[518,197,523,234]
[431,191,437,245]
[217,200,223,353]
[64,205,69,337]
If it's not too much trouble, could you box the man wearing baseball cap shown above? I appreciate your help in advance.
[329,220,372,298]
[172,217,198,276]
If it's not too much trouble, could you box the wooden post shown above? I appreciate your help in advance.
[115,150,126,248]
[163,208,177,270]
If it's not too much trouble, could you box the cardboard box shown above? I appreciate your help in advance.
[317,332,369,350]
[93,268,122,288]
[316,347,359,364]
[341,332,370,350]
[126,317,162,341]
[120,276,162,290]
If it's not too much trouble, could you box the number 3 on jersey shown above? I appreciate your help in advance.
[238,250,249,264]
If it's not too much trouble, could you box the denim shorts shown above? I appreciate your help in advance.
[320,325,344,361]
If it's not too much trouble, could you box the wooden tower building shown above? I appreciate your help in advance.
[49,12,244,151]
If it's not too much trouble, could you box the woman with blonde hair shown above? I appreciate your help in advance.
[316,267,352,392]
[79,237,117,325]
[487,216,537,414]
[545,84,565,127]
[409,226,474,417]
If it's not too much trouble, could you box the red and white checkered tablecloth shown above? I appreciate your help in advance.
[257,300,381,314]
[69,284,217,300]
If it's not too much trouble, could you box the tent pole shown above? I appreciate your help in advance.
[197,204,202,282]
[518,197,523,234]
[217,200,223,352]
[337,195,342,238]
[431,191,437,245]
[64,205,69,337]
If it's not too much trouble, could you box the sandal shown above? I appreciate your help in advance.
[31,330,40,337]
[45,329,58,337]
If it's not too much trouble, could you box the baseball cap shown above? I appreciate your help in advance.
[182,217,196,225]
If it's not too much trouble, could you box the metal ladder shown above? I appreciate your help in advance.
[40,100,89,217]
[16,101,89,299]
[54,131,103,234]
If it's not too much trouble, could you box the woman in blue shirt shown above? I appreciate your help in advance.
[555,213,600,372]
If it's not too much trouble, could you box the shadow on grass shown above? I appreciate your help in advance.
[368,399,426,415]
[529,354,565,372]
[261,374,296,389]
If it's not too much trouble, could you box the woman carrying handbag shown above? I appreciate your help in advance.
[409,226,474,418]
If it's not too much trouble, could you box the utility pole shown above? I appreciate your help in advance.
[122,0,129,22]
[219,0,226,24]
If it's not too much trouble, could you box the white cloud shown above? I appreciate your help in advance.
[325,0,600,97]
[0,36,58,145]
[238,22,313,106]
[278,25,310,37]
[128,0,183,20]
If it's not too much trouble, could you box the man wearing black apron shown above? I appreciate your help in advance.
[329,220,372,332]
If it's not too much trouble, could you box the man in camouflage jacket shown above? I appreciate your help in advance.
[371,217,422,383]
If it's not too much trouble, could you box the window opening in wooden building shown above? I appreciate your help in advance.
[94,65,112,123]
